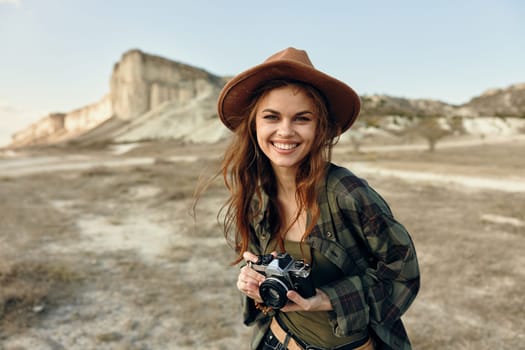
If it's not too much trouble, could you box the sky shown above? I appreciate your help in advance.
[1,0,524,146]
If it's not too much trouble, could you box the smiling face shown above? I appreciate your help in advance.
[255,84,319,176]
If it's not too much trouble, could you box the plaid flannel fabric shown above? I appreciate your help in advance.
[242,163,420,350]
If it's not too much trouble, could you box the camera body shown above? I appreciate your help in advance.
[250,252,316,309]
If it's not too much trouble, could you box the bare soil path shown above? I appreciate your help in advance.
[1,137,524,349]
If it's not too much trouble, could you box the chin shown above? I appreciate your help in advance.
[269,159,302,170]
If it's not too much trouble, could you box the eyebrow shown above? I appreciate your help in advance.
[261,108,314,116]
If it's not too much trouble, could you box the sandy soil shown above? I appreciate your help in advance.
[0,136,524,349]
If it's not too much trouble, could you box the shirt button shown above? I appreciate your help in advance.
[326,231,333,238]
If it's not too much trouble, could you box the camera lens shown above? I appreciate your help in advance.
[259,277,290,309]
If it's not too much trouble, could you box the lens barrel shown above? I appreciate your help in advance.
[259,277,290,309]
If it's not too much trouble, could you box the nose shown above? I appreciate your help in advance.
[276,119,294,137]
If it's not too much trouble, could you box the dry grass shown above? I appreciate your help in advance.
[0,260,82,335]
[370,178,525,349]
[0,139,523,349]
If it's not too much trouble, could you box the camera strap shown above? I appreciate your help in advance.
[283,333,292,348]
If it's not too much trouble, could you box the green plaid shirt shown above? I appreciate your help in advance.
[242,163,420,350]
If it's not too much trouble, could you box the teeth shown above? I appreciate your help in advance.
[273,142,298,150]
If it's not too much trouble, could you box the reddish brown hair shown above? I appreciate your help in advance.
[220,80,341,264]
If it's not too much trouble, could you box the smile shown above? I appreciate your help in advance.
[272,142,298,150]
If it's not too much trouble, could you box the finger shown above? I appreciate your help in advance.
[246,269,266,284]
[238,268,264,291]
[240,265,265,283]
[236,279,245,292]
[237,276,257,292]
[281,303,299,312]
[237,280,262,301]
[286,291,305,306]
[280,297,300,312]
[242,251,259,263]
[281,291,311,312]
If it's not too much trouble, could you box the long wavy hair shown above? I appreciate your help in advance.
[220,80,341,264]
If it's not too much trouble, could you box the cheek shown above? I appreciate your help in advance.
[255,123,269,144]
[256,133,263,149]
[255,130,268,153]
[302,126,318,142]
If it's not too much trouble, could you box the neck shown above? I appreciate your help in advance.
[273,166,298,200]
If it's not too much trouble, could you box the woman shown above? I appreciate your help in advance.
[216,48,420,350]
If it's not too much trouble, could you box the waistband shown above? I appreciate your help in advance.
[270,317,371,350]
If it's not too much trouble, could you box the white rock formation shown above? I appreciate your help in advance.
[10,49,226,147]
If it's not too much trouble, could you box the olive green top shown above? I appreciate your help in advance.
[264,239,366,347]
[245,164,420,350]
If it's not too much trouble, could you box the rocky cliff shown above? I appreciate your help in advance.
[110,49,224,121]
[10,49,227,147]
[8,49,525,148]
[11,113,67,147]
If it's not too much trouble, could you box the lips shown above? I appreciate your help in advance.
[272,142,298,150]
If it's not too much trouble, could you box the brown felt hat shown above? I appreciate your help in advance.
[217,47,360,133]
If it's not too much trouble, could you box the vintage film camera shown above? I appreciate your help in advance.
[249,252,316,309]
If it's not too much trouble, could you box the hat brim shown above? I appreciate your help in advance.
[217,60,360,133]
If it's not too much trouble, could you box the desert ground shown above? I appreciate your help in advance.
[0,134,524,350]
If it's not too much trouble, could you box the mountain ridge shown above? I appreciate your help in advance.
[7,49,525,149]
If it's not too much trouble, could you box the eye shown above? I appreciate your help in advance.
[294,115,313,122]
[262,114,279,121]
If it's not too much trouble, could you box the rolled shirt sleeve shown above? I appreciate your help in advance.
[319,169,420,337]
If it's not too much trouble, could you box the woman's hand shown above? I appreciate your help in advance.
[281,288,333,312]
[236,251,266,303]
[237,251,332,313]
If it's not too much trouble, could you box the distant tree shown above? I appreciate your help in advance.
[383,115,452,151]
[382,115,416,143]
[408,116,452,152]
[450,116,467,135]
